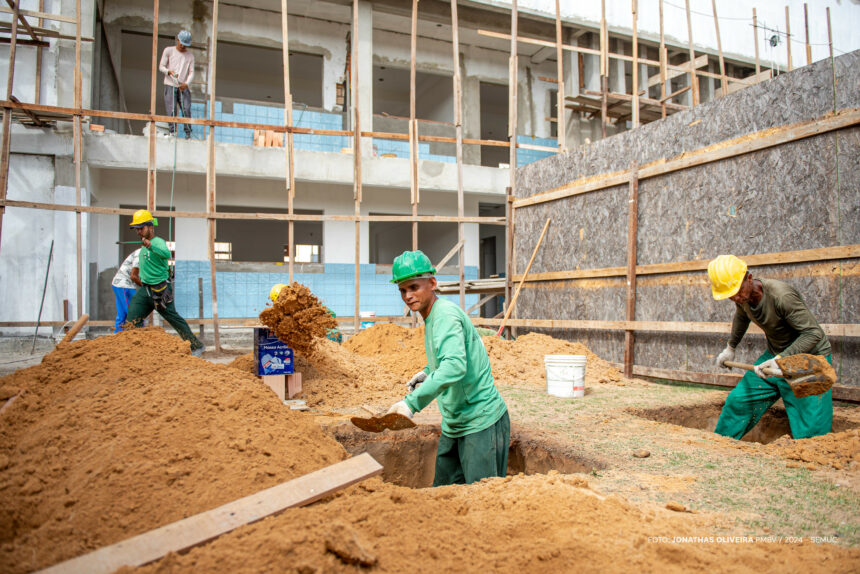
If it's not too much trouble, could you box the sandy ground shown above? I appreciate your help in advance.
[1,321,858,573]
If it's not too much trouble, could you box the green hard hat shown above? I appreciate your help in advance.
[391,250,436,284]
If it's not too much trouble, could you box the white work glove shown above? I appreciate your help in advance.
[715,345,736,369]
[386,400,413,419]
[754,356,783,379]
[406,370,427,392]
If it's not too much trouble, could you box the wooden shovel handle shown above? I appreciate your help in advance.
[723,360,756,371]
[61,314,90,344]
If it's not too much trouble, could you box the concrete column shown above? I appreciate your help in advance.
[700,60,715,103]
[462,74,481,165]
[356,0,373,152]
[609,38,626,95]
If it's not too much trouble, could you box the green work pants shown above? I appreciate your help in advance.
[433,410,510,486]
[714,350,832,440]
[126,284,203,351]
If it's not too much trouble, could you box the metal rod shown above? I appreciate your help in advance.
[31,239,54,354]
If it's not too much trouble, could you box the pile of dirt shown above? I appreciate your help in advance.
[132,473,860,573]
[226,353,256,373]
[769,428,860,470]
[259,282,337,355]
[484,332,623,387]
[344,323,426,380]
[0,328,346,573]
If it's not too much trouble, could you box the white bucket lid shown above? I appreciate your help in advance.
[544,354,587,364]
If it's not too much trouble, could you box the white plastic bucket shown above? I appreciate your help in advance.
[544,355,587,398]
[359,310,376,331]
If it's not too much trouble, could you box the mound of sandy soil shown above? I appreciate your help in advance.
[770,428,860,470]
[131,473,860,573]
[344,323,426,380]
[0,328,346,573]
[259,282,337,355]
[483,332,623,387]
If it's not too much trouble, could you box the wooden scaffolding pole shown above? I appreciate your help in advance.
[752,8,760,75]
[554,0,565,151]
[658,0,667,119]
[451,0,465,310]
[207,0,221,351]
[35,0,43,103]
[631,0,639,129]
[281,0,295,282]
[804,3,812,66]
[785,6,793,72]
[623,163,638,379]
[352,0,362,336]
[509,0,518,336]
[0,0,19,254]
[409,0,418,254]
[711,0,727,97]
[599,0,607,138]
[74,0,82,317]
[146,0,159,211]
[684,0,698,106]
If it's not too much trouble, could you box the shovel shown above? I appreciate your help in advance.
[350,405,416,433]
[724,353,836,398]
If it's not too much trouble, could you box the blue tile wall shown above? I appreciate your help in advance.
[517,135,558,167]
[174,261,480,319]
[372,138,456,163]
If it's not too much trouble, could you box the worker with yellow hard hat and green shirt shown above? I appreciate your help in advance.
[125,209,205,356]
[707,254,832,439]
[386,250,509,486]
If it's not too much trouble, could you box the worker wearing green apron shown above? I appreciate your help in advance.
[387,250,509,486]
[708,254,832,440]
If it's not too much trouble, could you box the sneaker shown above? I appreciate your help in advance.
[191,346,205,357]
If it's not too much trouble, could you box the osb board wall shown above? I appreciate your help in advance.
[512,50,860,385]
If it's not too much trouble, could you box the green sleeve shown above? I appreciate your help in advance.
[727,305,750,349]
[148,237,172,260]
[404,313,467,413]
[778,290,825,357]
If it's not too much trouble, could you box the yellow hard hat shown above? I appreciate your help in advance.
[707,255,747,300]
[269,283,287,302]
[129,209,157,228]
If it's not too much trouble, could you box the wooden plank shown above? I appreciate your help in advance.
[554,0,565,151]
[785,6,793,72]
[631,0,639,129]
[0,0,16,254]
[513,107,860,208]
[0,200,505,224]
[471,318,860,338]
[658,0,666,118]
[146,0,159,211]
[509,0,518,274]
[624,164,638,378]
[600,0,607,138]
[4,0,39,43]
[0,6,75,23]
[452,0,466,310]
[752,8,760,75]
[804,3,812,66]
[352,0,361,336]
[37,454,383,574]
[711,0,727,97]
[613,363,860,403]
[515,244,860,282]
[726,69,772,95]
[207,0,221,352]
[281,0,294,282]
[647,54,707,89]
[466,293,497,315]
[409,0,418,267]
[684,0,698,106]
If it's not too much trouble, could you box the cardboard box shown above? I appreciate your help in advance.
[254,328,294,376]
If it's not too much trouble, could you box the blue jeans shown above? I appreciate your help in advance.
[164,85,192,137]
[113,285,138,333]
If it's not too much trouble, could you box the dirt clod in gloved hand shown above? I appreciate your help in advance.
[259,282,337,356]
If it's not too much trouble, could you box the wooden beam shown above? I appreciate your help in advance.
[624,164,638,378]
[513,108,860,209]
[804,3,812,66]
[554,0,565,151]
[207,0,221,352]
[658,0,666,119]
[282,0,295,283]
[74,0,82,318]
[785,6,792,72]
[409,0,418,271]
[509,0,518,331]
[726,69,772,95]
[504,186,513,338]
[0,201,505,224]
[631,0,639,128]
[471,318,860,339]
[0,0,17,255]
[514,244,860,283]
[466,293,497,315]
[146,0,158,211]
[684,0,698,105]
[4,0,39,43]
[753,8,760,75]
[452,0,466,310]
[0,5,76,23]
[600,0,607,138]
[37,454,383,574]
[352,0,361,336]
[711,0,727,97]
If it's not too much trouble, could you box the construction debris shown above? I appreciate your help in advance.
[259,282,337,355]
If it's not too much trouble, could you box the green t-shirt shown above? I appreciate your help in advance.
[404,298,507,438]
[729,278,830,357]
[138,237,171,285]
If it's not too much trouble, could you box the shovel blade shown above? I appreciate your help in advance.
[775,354,837,398]
[350,413,416,433]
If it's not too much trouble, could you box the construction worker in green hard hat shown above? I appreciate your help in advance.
[386,250,509,486]
[708,254,832,439]
[125,209,205,356]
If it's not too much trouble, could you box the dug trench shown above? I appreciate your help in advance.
[628,402,859,444]
[325,423,606,488]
